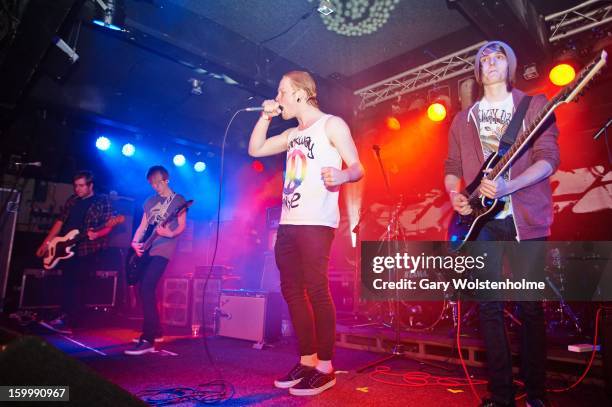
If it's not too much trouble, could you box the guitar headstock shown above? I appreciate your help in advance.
[559,50,607,105]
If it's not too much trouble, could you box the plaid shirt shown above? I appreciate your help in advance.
[59,194,112,257]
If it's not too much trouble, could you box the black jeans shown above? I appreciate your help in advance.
[274,224,336,361]
[140,255,168,342]
[473,217,547,405]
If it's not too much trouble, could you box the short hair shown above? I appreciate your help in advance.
[146,165,169,180]
[284,71,319,108]
[73,170,94,185]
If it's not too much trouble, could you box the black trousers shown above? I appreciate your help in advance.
[139,255,168,342]
[472,217,547,405]
[274,224,336,361]
[61,253,96,327]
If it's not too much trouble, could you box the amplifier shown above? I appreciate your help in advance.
[84,270,118,308]
[19,268,63,309]
[161,277,222,330]
[217,289,282,346]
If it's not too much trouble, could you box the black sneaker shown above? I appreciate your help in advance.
[131,336,164,344]
[289,369,336,396]
[124,339,154,356]
[274,363,315,389]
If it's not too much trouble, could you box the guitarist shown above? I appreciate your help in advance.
[444,41,560,407]
[124,165,186,355]
[35,171,113,334]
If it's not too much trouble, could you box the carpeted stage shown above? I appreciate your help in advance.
[2,312,608,406]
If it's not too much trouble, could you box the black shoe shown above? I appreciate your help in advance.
[289,369,336,396]
[131,335,163,344]
[274,363,315,389]
[478,399,515,407]
[124,339,155,356]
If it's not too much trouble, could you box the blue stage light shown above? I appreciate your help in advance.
[122,143,135,157]
[96,136,111,151]
[194,161,206,172]
[173,154,186,167]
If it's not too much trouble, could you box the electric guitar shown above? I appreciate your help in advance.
[126,199,193,285]
[43,215,126,269]
[448,50,608,252]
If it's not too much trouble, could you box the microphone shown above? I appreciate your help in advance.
[244,105,283,112]
[15,161,42,167]
[372,144,381,152]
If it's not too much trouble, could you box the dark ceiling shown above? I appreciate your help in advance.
[1,0,592,151]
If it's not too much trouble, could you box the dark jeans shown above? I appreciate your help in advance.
[139,255,168,342]
[274,224,336,361]
[473,217,547,404]
[61,253,96,327]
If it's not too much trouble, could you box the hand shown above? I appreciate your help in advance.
[262,99,282,119]
[479,173,511,199]
[156,224,174,238]
[131,241,144,257]
[321,167,348,188]
[450,191,473,215]
[87,229,98,241]
[36,242,48,258]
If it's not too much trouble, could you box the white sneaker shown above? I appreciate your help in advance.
[124,340,154,356]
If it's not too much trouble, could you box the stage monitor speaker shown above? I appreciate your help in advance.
[0,334,146,406]
[0,188,20,311]
[19,268,63,309]
[161,277,221,330]
[217,289,282,344]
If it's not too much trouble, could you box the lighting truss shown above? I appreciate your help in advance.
[354,41,487,110]
[545,0,612,43]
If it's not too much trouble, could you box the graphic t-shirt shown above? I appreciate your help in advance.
[280,114,342,228]
[478,94,514,219]
[143,193,186,260]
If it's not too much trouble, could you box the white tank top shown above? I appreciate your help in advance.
[280,114,342,228]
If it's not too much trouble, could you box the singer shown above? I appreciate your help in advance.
[248,71,364,396]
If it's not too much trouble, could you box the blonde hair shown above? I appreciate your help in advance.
[284,71,319,108]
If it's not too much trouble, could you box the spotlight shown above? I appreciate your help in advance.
[96,136,111,151]
[252,160,264,173]
[427,103,447,122]
[189,78,203,95]
[549,63,575,86]
[92,0,126,31]
[194,161,206,172]
[173,154,186,167]
[317,0,334,15]
[122,143,135,157]
[386,116,401,131]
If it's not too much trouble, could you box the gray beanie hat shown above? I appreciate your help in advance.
[474,41,517,85]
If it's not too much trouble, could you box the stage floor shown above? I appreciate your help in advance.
[2,312,608,407]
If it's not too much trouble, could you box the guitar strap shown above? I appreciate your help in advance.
[497,95,532,156]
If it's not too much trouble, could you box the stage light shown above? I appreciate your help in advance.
[549,63,575,86]
[427,103,447,122]
[122,143,135,157]
[386,116,401,131]
[173,154,186,167]
[96,136,111,151]
[252,160,264,173]
[194,161,206,172]
[92,0,126,31]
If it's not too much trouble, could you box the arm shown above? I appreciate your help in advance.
[444,116,472,215]
[480,160,553,199]
[321,116,364,186]
[87,195,114,240]
[156,211,187,238]
[248,100,289,157]
[130,213,148,256]
[36,220,63,257]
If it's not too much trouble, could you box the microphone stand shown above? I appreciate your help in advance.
[593,117,612,166]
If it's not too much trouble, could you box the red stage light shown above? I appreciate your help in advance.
[252,160,264,172]
[427,103,446,122]
[549,63,575,86]
[386,116,401,131]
